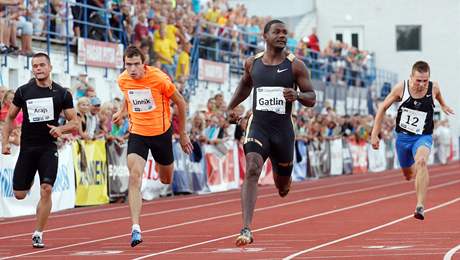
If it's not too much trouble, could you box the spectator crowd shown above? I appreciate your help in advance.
[3,0,450,179]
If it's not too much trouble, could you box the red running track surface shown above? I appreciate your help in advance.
[1,163,459,260]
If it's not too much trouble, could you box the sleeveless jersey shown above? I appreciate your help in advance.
[395,80,434,135]
[250,52,296,123]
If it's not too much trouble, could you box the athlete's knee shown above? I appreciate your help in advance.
[129,172,143,187]
[246,161,262,178]
[158,166,173,184]
[14,191,27,200]
[415,157,427,168]
[40,184,52,198]
[160,176,172,184]
[276,161,293,176]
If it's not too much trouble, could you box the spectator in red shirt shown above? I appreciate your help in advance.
[308,27,320,52]
[308,27,320,79]
[133,12,149,47]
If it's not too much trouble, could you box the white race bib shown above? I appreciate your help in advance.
[127,89,155,113]
[26,97,54,123]
[255,86,286,114]
[399,107,427,134]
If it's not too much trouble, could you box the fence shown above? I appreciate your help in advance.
[187,20,398,100]
[1,0,126,75]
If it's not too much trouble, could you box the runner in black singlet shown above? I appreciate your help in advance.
[226,20,316,247]
[1,53,78,248]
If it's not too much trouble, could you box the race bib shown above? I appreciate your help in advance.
[127,89,155,112]
[399,107,427,134]
[26,97,54,123]
[255,86,286,114]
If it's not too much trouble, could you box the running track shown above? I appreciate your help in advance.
[1,163,459,259]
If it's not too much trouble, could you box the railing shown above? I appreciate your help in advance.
[1,0,127,75]
[188,20,398,98]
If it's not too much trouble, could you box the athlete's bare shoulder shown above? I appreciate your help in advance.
[243,53,261,74]
[391,81,405,100]
[431,81,441,94]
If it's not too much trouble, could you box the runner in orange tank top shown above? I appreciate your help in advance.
[113,46,193,247]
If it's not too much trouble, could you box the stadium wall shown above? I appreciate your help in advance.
[0,47,123,103]
[315,0,460,136]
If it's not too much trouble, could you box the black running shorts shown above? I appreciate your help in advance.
[13,145,59,191]
[243,119,295,165]
[127,127,174,165]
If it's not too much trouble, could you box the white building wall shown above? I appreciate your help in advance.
[315,0,460,135]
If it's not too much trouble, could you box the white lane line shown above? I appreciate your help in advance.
[283,196,460,259]
[444,244,460,260]
[0,170,406,240]
[5,175,454,259]
[3,173,458,259]
[130,179,460,259]
[1,159,453,226]
[1,170,397,226]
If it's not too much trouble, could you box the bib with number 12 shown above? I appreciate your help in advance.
[399,107,427,134]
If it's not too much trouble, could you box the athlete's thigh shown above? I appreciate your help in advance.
[127,133,150,161]
[149,127,174,166]
[412,135,432,162]
[243,123,270,161]
[414,145,430,163]
[13,148,39,191]
[269,125,295,164]
[127,153,147,177]
[395,134,415,168]
[37,147,59,186]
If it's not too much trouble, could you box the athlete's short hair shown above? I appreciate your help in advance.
[263,19,285,34]
[124,45,145,63]
[412,61,430,75]
[32,52,51,64]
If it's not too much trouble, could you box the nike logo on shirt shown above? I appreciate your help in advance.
[277,68,288,73]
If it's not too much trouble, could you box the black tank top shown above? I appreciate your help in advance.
[395,80,434,135]
[13,80,74,146]
[250,52,296,123]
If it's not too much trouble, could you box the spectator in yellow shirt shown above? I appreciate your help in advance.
[204,4,220,23]
[154,18,180,56]
[154,27,175,77]
[176,42,191,80]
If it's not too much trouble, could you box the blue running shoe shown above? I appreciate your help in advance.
[131,230,143,247]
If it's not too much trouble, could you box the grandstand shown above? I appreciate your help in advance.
[1,1,460,259]
[1,0,455,209]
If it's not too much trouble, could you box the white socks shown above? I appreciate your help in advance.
[33,230,43,238]
[132,224,141,232]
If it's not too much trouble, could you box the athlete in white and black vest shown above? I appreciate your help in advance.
[1,53,78,248]
[395,80,434,135]
[226,20,316,247]
[371,61,454,221]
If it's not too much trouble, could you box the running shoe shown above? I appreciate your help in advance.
[131,229,143,247]
[235,227,253,247]
[414,206,425,220]
[32,235,44,248]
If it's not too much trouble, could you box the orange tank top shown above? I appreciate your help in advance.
[118,66,176,136]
